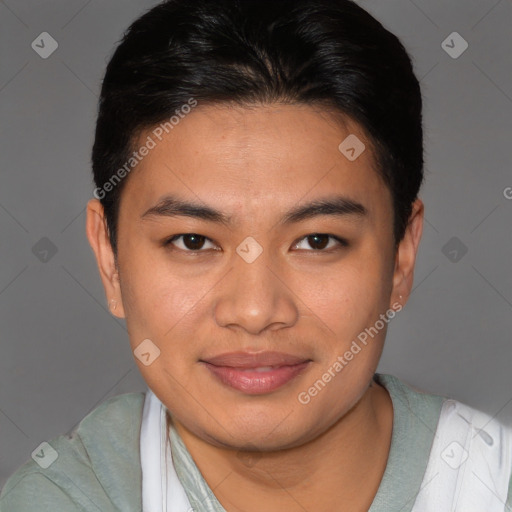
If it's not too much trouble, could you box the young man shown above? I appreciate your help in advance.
[1,0,511,510]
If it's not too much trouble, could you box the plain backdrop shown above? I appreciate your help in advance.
[1,0,511,491]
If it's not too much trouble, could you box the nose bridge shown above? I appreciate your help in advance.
[213,239,298,334]
[234,246,275,299]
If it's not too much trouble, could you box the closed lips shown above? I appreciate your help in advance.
[200,351,311,368]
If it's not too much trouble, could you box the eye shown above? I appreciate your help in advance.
[292,233,348,251]
[164,234,219,252]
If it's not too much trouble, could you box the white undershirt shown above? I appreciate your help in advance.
[140,388,512,512]
[140,388,192,512]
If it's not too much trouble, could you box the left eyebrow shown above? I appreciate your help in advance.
[280,196,367,224]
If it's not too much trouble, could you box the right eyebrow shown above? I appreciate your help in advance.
[140,195,232,227]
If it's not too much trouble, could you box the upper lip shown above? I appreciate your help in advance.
[200,351,311,369]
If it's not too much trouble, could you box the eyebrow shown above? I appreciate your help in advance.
[282,197,367,224]
[141,195,232,226]
[140,194,367,226]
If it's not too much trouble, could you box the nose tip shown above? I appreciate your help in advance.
[213,245,299,334]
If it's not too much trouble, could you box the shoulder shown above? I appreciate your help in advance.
[375,372,446,428]
[377,373,512,510]
[0,392,146,512]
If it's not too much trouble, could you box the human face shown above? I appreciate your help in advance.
[87,103,421,450]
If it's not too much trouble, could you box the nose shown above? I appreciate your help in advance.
[214,247,299,335]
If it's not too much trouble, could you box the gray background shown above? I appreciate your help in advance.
[0,0,511,491]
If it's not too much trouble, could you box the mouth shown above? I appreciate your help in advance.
[199,351,312,395]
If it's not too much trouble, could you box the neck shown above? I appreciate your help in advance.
[170,381,393,512]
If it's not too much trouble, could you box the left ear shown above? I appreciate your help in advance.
[391,198,424,306]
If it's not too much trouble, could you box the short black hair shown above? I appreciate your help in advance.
[92,0,424,257]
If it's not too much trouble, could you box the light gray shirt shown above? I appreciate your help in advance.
[1,373,511,511]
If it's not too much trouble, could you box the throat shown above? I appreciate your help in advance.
[167,382,394,512]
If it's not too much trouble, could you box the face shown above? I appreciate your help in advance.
[87,103,423,451]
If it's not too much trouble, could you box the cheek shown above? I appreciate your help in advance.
[298,253,392,336]
[119,259,205,392]
[118,249,207,344]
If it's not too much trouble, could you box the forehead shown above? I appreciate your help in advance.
[119,103,390,220]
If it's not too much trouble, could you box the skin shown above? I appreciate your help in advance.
[86,103,423,511]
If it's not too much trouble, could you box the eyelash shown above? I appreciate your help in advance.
[163,233,349,253]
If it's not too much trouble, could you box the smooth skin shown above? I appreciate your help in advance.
[86,103,424,512]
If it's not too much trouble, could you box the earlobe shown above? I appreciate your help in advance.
[391,199,424,306]
[85,198,126,318]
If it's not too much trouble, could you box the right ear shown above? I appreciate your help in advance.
[85,198,126,318]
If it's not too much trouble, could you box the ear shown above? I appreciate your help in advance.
[85,198,126,318]
[391,198,424,307]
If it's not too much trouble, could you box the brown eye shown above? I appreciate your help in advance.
[165,234,217,252]
[307,234,330,250]
[182,234,206,250]
[293,233,348,251]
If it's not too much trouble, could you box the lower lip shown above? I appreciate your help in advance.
[202,362,311,395]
